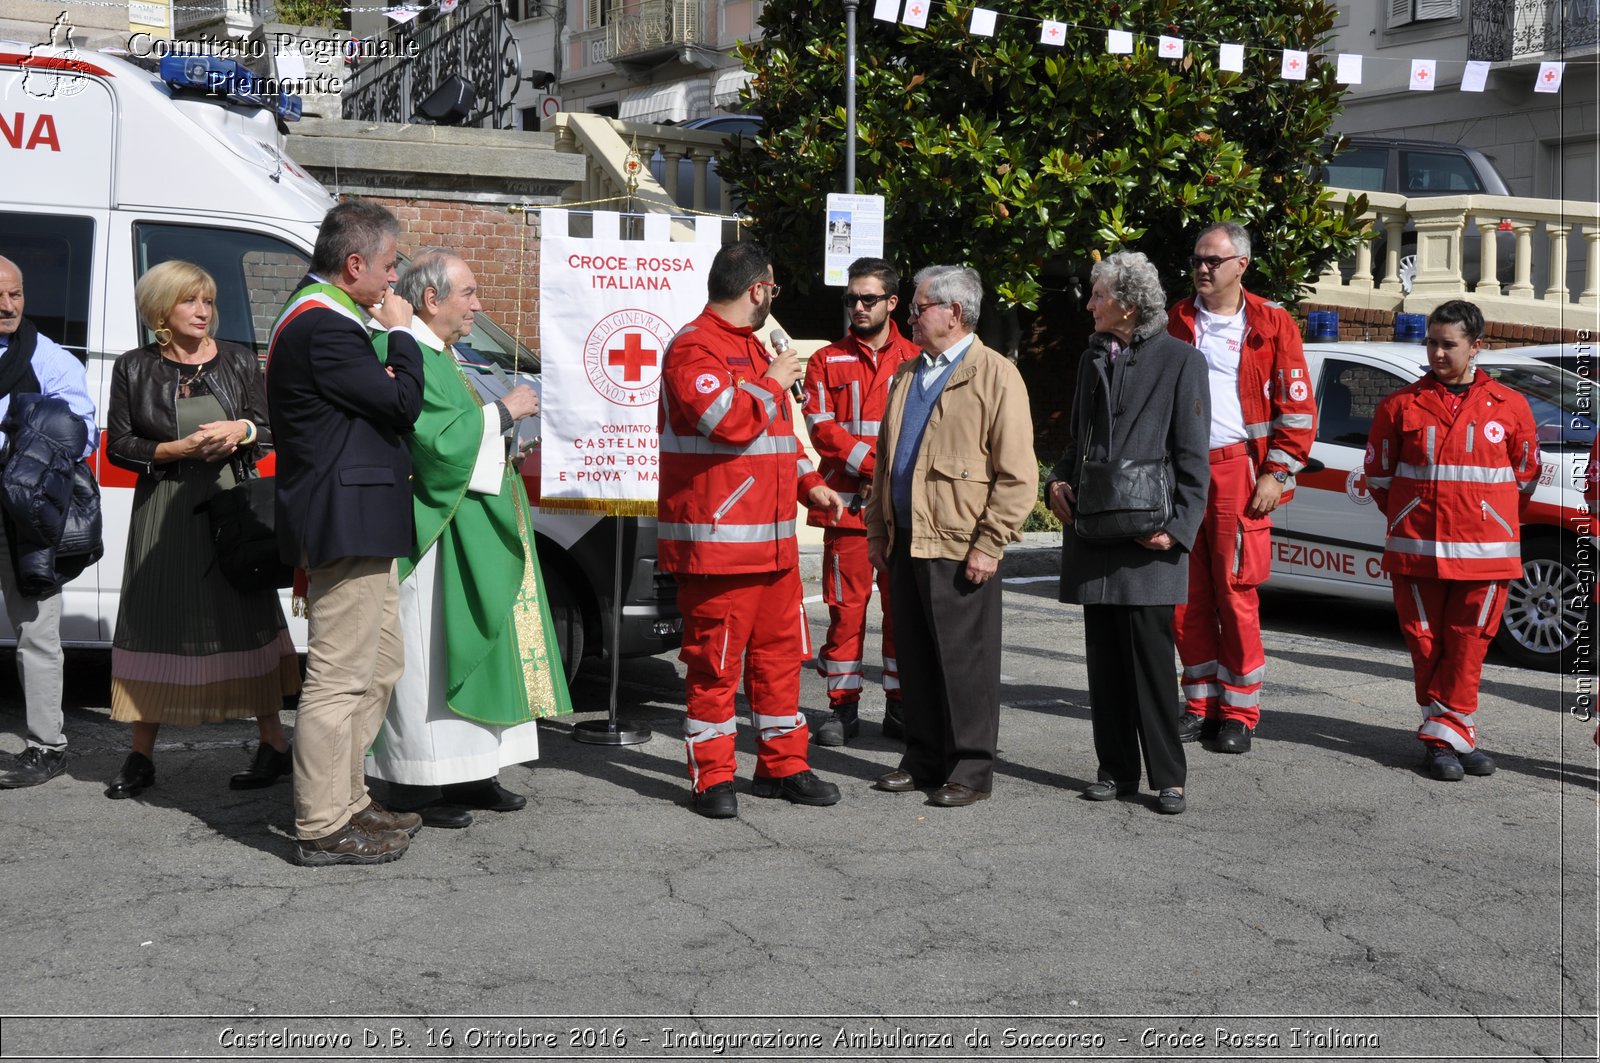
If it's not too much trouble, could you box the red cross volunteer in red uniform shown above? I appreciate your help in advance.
[1167,221,1317,754]
[658,242,845,819]
[801,257,920,746]
[1364,300,1538,782]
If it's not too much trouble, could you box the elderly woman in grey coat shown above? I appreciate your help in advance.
[1046,251,1210,815]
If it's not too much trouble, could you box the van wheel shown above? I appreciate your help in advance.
[1495,535,1587,671]
[544,565,585,686]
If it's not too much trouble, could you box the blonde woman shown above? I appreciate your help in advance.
[103,260,299,799]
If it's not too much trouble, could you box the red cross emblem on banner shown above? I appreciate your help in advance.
[607,333,658,382]
[1163,41,1177,53]
[1048,24,1060,37]
[1543,69,1557,82]
[910,4,922,15]
[1415,68,1430,81]
[1288,58,1300,70]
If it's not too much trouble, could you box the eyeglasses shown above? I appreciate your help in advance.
[751,281,781,299]
[1189,254,1246,271]
[843,293,889,308]
[908,301,948,318]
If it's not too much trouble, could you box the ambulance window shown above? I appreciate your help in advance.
[0,212,95,360]
[134,224,310,358]
[1317,359,1407,448]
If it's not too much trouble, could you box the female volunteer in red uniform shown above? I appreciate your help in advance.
[1364,300,1539,781]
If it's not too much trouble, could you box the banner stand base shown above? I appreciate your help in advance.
[573,718,652,746]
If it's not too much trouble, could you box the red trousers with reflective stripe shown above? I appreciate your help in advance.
[1174,450,1268,727]
[676,570,813,790]
[1392,574,1505,752]
[818,529,899,709]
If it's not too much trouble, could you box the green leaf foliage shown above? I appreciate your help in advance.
[719,0,1365,311]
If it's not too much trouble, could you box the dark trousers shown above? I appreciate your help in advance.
[1084,603,1186,791]
[888,537,1002,792]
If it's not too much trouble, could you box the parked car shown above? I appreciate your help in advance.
[1322,136,1517,294]
[648,113,764,212]
[1518,340,1598,380]
[1269,339,1594,672]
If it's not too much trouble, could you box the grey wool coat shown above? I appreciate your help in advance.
[1049,318,1211,606]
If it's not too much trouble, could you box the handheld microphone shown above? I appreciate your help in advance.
[770,329,804,402]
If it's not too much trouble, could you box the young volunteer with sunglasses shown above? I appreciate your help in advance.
[798,258,921,746]
[1165,221,1317,756]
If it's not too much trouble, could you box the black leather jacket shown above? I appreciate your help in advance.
[106,340,273,478]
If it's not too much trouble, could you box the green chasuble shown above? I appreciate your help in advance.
[376,331,572,725]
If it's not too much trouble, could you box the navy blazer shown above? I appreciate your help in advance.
[266,277,424,568]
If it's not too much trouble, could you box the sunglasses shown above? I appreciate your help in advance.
[843,293,890,308]
[1189,254,1246,271]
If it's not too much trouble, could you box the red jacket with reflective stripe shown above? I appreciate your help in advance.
[657,307,825,575]
[1167,288,1316,499]
[1364,370,1539,580]
[801,323,920,531]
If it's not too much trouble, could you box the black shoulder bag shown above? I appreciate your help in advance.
[197,458,293,593]
[1073,354,1173,543]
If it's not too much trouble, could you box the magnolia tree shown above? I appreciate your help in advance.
[719,0,1367,314]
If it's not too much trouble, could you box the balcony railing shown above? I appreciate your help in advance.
[172,0,262,34]
[1469,0,1599,61]
[1309,187,1600,327]
[605,0,701,61]
[342,1,522,128]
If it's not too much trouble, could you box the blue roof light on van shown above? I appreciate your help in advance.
[157,54,302,122]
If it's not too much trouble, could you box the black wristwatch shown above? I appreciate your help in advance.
[1269,468,1289,484]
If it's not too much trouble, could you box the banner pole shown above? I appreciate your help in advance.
[573,521,649,745]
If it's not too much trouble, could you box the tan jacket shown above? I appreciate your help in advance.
[865,338,1037,561]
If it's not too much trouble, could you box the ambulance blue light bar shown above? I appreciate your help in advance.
[158,54,303,122]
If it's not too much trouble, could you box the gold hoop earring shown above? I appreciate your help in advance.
[154,323,173,346]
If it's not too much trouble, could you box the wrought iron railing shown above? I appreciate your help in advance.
[342,1,521,128]
[1470,0,1599,60]
[605,0,702,60]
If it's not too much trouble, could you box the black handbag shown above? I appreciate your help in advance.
[197,463,292,593]
[1072,355,1173,543]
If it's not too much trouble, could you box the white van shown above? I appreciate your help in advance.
[0,42,678,679]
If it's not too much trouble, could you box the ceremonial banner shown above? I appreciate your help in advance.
[538,210,721,515]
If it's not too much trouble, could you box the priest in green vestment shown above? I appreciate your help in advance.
[366,250,572,828]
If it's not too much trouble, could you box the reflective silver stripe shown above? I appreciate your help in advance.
[1388,496,1422,534]
[830,553,843,602]
[1218,663,1266,686]
[798,458,816,476]
[805,411,836,430]
[1266,448,1304,473]
[660,432,798,457]
[1182,682,1222,700]
[1480,499,1515,537]
[1221,687,1260,708]
[1418,719,1473,753]
[739,380,778,422]
[818,659,860,675]
[1476,583,1500,629]
[883,675,901,691]
[1465,423,1475,455]
[849,379,862,425]
[1244,421,1271,439]
[1409,582,1430,633]
[826,674,864,692]
[883,656,898,672]
[1425,426,1437,464]
[845,441,872,477]
[697,387,737,435]
[713,477,756,523]
[659,520,798,543]
[684,717,737,741]
[752,711,805,740]
[1367,476,1393,490]
[1519,440,1531,474]
[1396,463,1515,484]
[1382,438,1391,470]
[1272,413,1314,430]
[812,381,829,413]
[1181,661,1218,680]
[843,419,882,436]
[1232,521,1245,577]
[1384,537,1520,559]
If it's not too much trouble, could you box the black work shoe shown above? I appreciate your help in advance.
[1459,748,1496,776]
[1176,713,1205,743]
[815,712,860,747]
[229,742,292,790]
[105,752,155,800]
[1424,746,1465,781]
[441,779,527,811]
[1214,719,1253,754]
[752,770,841,806]
[1156,788,1187,814]
[1082,779,1138,801]
[0,746,67,788]
[882,704,905,740]
[692,781,738,818]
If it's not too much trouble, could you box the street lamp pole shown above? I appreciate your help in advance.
[843,0,858,194]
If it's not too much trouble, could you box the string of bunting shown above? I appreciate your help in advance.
[873,0,1569,95]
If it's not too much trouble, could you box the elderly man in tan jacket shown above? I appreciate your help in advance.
[865,265,1037,807]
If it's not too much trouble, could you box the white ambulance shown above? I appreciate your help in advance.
[1268,339,1595,672]
[0,41,677,679]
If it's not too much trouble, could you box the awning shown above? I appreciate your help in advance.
[711,68,755,109]
[619,81,701,124]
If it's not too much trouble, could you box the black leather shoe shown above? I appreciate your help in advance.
[441,779,526,811]
[1176,713,1205,743]
[0,746,67,788]
[693,781,737,818]
[413,803,473,829]
[1459,748,1496,776]
[882,704,905,740]
[229,742,292,790]
[1215,719,1253,754]
[1082,779,1138,801]
[105,752,155,800]
[929,782,990,807]
[351,800,424,838]
[815,711,859,747]
[1424,746,1464,781]
[753,770,841,806]
[294,822,409,866]
[1156,788,1187,814]
[874,769,923,793]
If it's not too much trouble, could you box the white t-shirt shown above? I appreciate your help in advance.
[1193,296,1248,449]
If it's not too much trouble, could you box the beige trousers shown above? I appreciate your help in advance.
[292,557,404,840]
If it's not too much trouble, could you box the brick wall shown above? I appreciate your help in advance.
[363,196,544,357]
[1299,303,1584,349]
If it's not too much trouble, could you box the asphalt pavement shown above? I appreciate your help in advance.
[0,537,1596,1062]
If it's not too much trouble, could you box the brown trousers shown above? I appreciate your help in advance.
[292,557,404,839]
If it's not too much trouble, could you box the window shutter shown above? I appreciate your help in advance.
[1416,0,1459,19]
[1389,0,1414,26]
[588,0,603,28]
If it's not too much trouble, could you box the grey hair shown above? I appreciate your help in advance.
[912,265,983,327]
[395,247,459,307]
[1197,220,1251,259]
[1090,251,1168,339]
[311,200,400,277]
